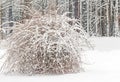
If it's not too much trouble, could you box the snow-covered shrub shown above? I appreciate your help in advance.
[0,1,91,75]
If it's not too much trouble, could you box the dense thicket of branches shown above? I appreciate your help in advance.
[0,0,92,75]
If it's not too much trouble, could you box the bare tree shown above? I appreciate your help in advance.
[0,0,3,39]
[106,0,110,36]
[1,0,120,37]
[74,0,80,19]
[115,0,119,36]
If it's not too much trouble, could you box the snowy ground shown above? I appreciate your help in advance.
[0,37,120,82]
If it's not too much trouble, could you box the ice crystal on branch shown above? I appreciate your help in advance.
[0,0,91,75]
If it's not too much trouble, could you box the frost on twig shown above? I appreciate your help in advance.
[0,1,91,75]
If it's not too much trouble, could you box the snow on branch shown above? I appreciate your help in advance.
[0,0,92,75]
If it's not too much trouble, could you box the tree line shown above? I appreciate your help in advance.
[0,0,120,37]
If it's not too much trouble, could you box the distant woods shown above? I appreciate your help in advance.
[0,0,120,37]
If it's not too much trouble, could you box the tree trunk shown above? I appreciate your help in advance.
[115,0,119,36]
[95,0,98,36]
[87,0,90,35]
[106,0,110,36]
[0,0,3,39]
[74,0,80,19]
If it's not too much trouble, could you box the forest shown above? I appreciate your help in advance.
[0,0,120,37]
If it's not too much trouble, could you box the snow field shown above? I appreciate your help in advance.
[0,37,120,82]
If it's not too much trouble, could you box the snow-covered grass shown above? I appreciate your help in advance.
[90,37,120,51]
[0,37,120,82]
